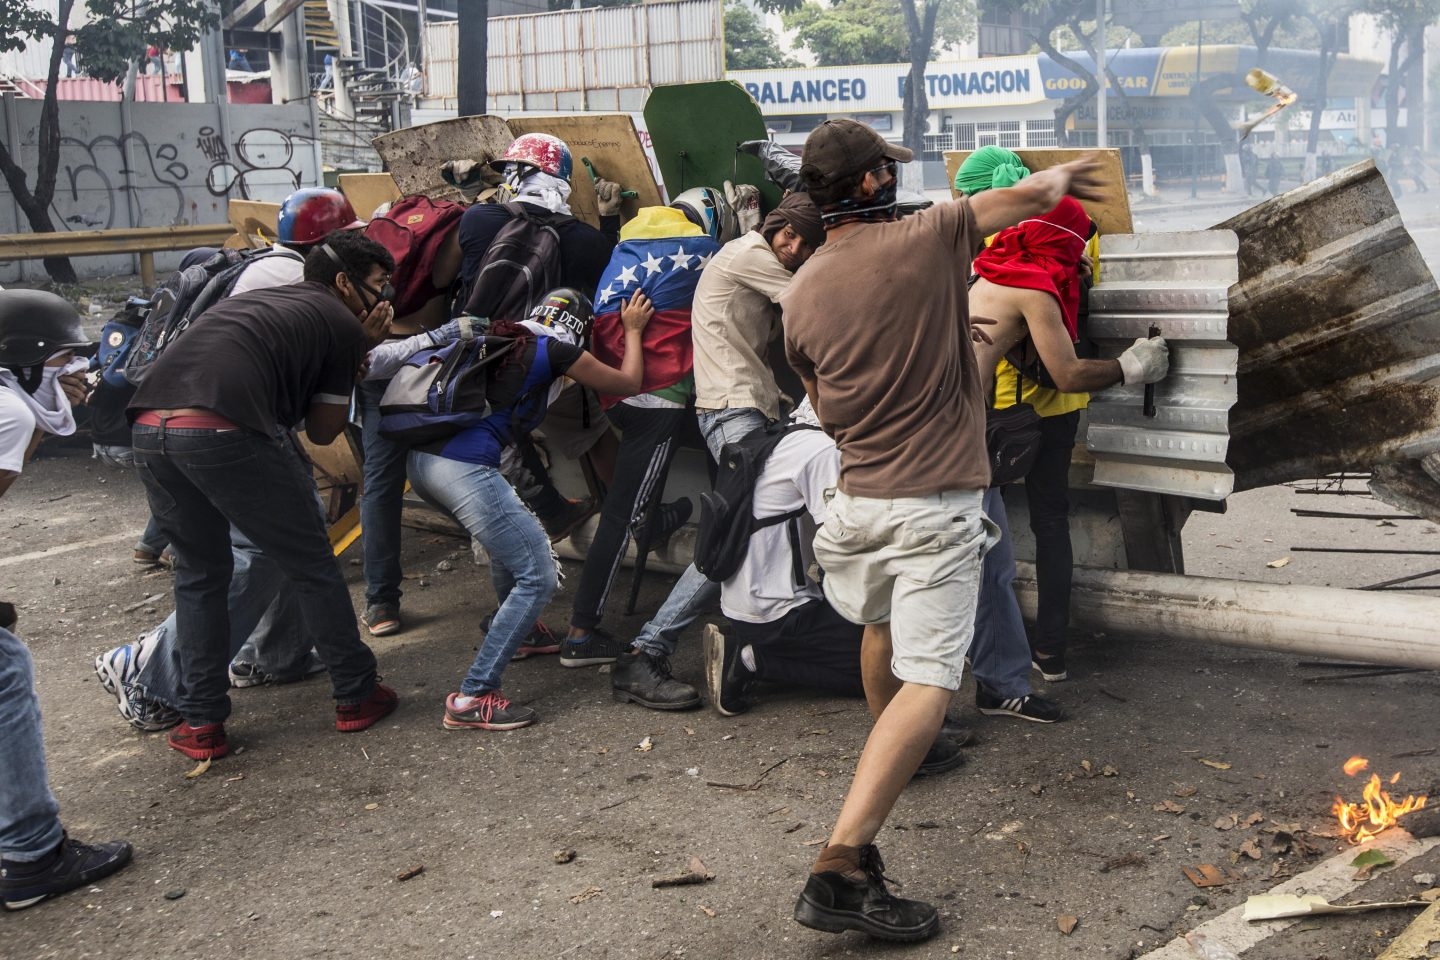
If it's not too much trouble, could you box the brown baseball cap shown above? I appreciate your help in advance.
[799,118,914,189]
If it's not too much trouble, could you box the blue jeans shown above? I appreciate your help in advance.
[133,424,378,725]
[971,486,1034,700]
[357,380,407,610]
[0,629,63,862]
[408,452,557,695]
[631,407,769,657]
[136,528,320,709]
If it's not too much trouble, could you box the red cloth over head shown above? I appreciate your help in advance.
[972,195,1092,340]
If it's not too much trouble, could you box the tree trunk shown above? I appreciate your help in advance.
[1385,41,1402,150]
[1192,74,1242,189]
[457,0,488,116]
[1104,65,1156,196]
[1305,22,1338,184]
[899,0,938,195]
[0,0,78,283]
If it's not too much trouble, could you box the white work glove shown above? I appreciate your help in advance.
[1118,336,1169,385]
[595,179,624,217]
[724,179,762,234]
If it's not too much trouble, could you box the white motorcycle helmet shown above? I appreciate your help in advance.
[670,187,739,243]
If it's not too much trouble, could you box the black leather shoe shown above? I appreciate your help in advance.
[913,735,966,778]
[793,844,940,942]
[611,650,701,710]
[2,833,133,911]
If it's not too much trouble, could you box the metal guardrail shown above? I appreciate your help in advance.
[0,224,236,291]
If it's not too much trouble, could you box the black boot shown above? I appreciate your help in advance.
[794,843,940,942]
[612,649,701,710]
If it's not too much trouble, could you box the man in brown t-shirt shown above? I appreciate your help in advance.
[782,119,1102,942]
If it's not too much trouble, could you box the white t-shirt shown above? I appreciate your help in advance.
[228,245,306,296]
[720,428,839,625]
[0,385,37,473]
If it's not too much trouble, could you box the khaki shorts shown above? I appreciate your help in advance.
[536,381,612,460]
[814,488,998,691]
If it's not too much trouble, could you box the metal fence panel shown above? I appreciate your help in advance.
[424,0,721,106]
[1086,230,1240,500]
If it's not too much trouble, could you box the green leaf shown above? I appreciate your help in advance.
[1350,849,1394,869]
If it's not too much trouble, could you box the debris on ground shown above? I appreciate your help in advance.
[1352,848,1396,880]
[569,885,603,904]
[652,856,714,888]
[1183,863,1245,887]
[1185,931,1241,959]
[184,758,212,780]
[1243,893,1429,921]
[396,864,424,882]
[553,848,576,864]
[1056,914,1079,934]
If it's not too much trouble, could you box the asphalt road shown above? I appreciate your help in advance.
[3,185,1439,959]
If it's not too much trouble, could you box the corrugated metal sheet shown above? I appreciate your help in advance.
[1218,161,1440,516]
[1086,230,1240,500]
[424,0,721,106]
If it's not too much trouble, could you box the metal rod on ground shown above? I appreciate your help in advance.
[1291,547,1440,555]
[1011,562,1440,671]
[1361,568,1440,590]
[1290,510,1420,520]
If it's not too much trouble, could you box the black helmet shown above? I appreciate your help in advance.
[0,289,93,370]
[527,287,594,345]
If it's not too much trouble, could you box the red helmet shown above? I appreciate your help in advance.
[489,133,573,180]
[277,188,364,246]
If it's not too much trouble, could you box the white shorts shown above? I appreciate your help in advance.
[814,488,998,691]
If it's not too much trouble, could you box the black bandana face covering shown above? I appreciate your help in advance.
[820,178,900,230]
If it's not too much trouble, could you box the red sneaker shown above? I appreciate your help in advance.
[335,682,398,732]
[168,721,229,760]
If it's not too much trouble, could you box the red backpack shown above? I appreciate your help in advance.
[364,195,467,318]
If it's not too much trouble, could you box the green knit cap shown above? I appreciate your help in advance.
[953,145,1030,196]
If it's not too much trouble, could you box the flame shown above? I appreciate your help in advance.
[1332,757,1428,844]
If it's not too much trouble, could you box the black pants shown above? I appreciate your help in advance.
[730,598,864,698]
[569,403,686,631]
[1024,410,1079,659]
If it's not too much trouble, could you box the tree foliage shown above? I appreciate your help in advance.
[726,2,800,69]
[0,0,218,281]
[783,0,972,66]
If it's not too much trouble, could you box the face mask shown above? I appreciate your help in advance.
[871,177,899,213]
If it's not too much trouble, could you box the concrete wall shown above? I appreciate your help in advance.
[0,96,321,284]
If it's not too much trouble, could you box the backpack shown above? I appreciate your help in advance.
[363,195,467,318]
[460,202,565,323]
[93,296,150,388]
[694,422,820,584]
[985,363,1042,486]
[376,335,523,445]
[123,247,301,387]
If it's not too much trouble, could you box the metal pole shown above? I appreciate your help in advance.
[1096,0,1106,149]
[416,0,427,68]
[1190,21,1202,199]
[1013,563,1440,671]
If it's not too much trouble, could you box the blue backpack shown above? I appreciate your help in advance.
[376,335,523,445]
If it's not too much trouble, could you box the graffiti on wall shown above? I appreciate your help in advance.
[26,103,320,233]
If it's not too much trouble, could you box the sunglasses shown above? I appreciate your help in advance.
[868,160,898,182]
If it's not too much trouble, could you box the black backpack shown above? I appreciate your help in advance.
[124,247,302,386]
[460,202,565,323]
[695,422,820,584]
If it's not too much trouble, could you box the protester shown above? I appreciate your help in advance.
[400,288,654,731]
[0,292,130,912]
[454,133,625,543]
[957,149,1169,687]
[97,316,477,731]
[622,193,826,704]
[560,204,724,708]
[127,230,399,760]
[702,401,864,715]
[781,118,1102,941]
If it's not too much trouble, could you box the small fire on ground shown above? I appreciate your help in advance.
[1332,756,1428,844]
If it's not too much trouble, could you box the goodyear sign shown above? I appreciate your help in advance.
[728,56,1044,116]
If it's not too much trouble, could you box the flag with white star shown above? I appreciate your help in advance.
[590,233,721,407]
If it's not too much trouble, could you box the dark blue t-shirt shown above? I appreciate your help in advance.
[429,333,583,467]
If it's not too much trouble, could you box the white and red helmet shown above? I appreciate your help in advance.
[490,133,573,181]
